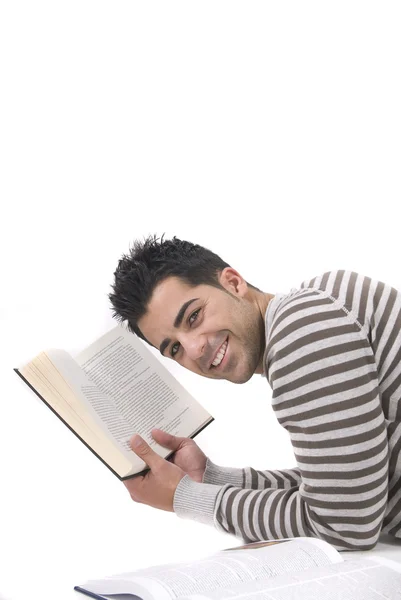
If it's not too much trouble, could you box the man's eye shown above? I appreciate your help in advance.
[189,309,200,325]
[171,342,180,357]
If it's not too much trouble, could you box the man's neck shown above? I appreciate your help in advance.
[253,291,275,375]
[256,291,275,320]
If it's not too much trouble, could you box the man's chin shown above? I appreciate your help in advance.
[232,373,254,384]
[226,366,255,384]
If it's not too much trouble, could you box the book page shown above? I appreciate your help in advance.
[22,351,138,476]
[179,556,401,599]
[45,350,143,459]
[74,326,212,448]
[75,538,342,600]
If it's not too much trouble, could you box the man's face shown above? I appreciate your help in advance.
[137,269,267,384]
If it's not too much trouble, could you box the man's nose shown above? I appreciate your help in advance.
[181,333,206,362]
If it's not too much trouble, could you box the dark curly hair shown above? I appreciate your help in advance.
[108,234,257,344]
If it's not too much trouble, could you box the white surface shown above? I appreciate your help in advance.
[344,534,401,564]
[1,2,401,599]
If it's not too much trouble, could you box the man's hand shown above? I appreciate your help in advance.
[151,428,207,483]
[124,435,186,512]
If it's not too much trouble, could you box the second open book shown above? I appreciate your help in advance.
[74,536,401,600]
[14,325,213,479]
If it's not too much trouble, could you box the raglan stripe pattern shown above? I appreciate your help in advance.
[209,270,401,550]
[203,461,302,490]
[299,270,401,537]
[245,467,302,490]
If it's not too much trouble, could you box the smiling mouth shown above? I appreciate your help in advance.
[210,337,228,369]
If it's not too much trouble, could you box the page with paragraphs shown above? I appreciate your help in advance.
[42,349,144,478]
[75,538,342,600]
[179,556,401,600]
[75,326,212,448]
[45,349,142,459]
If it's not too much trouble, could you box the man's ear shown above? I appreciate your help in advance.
[218,267,248,297]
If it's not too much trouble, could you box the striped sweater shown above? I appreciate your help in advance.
[173,270,401,551]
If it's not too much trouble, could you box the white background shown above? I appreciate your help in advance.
[1,2,400,599]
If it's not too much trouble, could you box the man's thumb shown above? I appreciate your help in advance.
[129,434,161,467]
[151,428,183,451]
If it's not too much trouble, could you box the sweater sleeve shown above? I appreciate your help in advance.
[174,291,389,551]
[202,458,301,489]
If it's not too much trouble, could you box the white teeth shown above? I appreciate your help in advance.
[212,340,228,367]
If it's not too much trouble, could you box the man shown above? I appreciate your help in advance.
[108,234,401,551]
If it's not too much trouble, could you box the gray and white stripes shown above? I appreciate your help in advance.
[174,270,401,551]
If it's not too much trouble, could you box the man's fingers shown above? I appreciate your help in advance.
[129,434,162,469]
[151,428,183,451]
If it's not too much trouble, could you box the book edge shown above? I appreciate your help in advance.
[74,586,108,599]
[190,416,215,441]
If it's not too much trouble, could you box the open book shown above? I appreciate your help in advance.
[74,537,401,600]
[14,325,213,480]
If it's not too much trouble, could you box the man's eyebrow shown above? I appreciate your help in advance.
[159,298,199,356]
